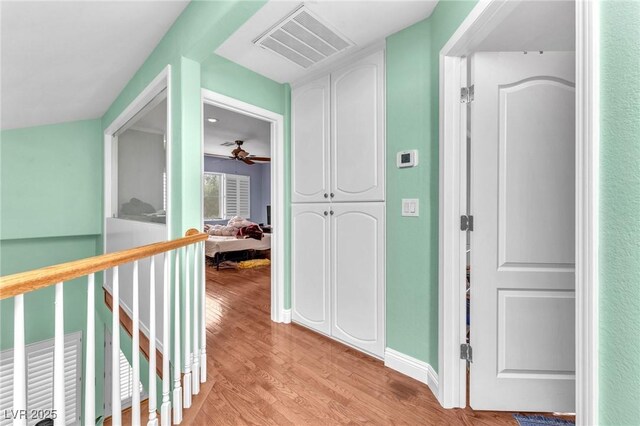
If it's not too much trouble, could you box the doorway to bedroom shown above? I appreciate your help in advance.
[200,90,285,325]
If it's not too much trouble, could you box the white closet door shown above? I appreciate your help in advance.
[291,75,330,203]
[330,203,385,357]
[331,50,385,202]
[470,52,576,412]
[291,204,331,335]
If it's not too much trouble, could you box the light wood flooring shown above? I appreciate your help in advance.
[181,265,541,425]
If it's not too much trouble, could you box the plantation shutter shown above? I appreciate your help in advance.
[224,174,250,219]
[0,332,82,426]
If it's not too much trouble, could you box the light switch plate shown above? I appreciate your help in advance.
[402,199,419,217]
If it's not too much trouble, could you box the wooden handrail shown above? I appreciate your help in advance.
[0,228,208,300]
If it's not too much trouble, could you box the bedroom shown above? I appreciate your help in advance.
[201,102,273,315]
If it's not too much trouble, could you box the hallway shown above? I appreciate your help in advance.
[183,265,522,425]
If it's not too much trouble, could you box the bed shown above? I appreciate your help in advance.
[205,234,271,268]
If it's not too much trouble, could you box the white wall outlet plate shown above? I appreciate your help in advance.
[402,199,419,217]
[397,150,418,168]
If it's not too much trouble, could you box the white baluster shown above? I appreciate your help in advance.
[200,242,207,383]
[13,294,26,426]
[53,282,66,426]
[173,249,183,424]
[132,261,141,426]
[160,252,171,426]
[183,245,192,409]
[85,274,96,426]
[112,267,121,425]
[148,256,158,426]
[192,244,200,395]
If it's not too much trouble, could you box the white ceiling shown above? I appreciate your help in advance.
[203,104,271,158]
[1,0,189,130]
[215,0,439,84]
[473,1,575,52]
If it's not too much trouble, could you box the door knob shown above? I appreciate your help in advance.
[324,211,328,216]
[330,193,335,198]
[324,193,328,198]
[330,211,334,215]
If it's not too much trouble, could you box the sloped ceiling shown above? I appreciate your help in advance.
[1,1,189,130]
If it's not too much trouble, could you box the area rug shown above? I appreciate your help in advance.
[513,414,575,426]
[238,258,271,269]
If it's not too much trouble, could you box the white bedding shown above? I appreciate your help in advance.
[204,233,271,258]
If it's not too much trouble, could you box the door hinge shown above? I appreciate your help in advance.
[460,215,474,231]
[460,85,474,103]
[460,343,473,363]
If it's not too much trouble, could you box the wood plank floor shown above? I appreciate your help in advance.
[183,265,541,425]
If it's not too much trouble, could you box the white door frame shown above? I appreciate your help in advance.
[437,1,599,424]
[200,89,288,324]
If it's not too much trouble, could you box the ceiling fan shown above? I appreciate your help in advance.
[230,140,271,165]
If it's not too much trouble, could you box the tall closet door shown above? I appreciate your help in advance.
[291,204,331,335]
[292,75,331,203]
[331,50,385,202]
[330,203,385,357]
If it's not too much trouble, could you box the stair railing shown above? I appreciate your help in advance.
[0,228,208,426]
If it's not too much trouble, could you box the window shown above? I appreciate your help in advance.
[113,91,168,224]
[203,172,223,220]
[224,174,250,219]
[203,173,250,220]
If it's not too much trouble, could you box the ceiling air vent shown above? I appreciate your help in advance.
[254,5,353,69]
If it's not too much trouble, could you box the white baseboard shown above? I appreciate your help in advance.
[384,348,439,399]
[282,309,291,323]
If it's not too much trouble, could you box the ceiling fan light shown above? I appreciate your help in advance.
[207,117,218,123]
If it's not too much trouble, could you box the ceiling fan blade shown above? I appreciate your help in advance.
[242,158,255,165]
[248,156,271,162]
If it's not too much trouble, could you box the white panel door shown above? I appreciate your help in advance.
[291,203,331,335]
[331,50,385,202]
[292,75,330,203]
[470,52,576,412]
[331,203,385,357]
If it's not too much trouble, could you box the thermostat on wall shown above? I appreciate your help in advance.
[397,150,418,168]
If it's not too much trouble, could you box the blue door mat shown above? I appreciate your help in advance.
[513,414,575,426]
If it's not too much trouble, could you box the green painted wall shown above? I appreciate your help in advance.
[0,119,104,422]
[599,1,640,424]
[201,54,286,114]
[0,120,103,240]
[385,1,476,369]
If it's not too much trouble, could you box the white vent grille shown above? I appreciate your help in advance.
[254,6,352,69]
[0,332,82,426]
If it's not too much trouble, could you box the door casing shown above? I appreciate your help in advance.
[200,89,287,324]
[437,1,599,424]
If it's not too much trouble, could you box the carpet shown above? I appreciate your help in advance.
[238,258,271,269]
[513,414,575,426]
